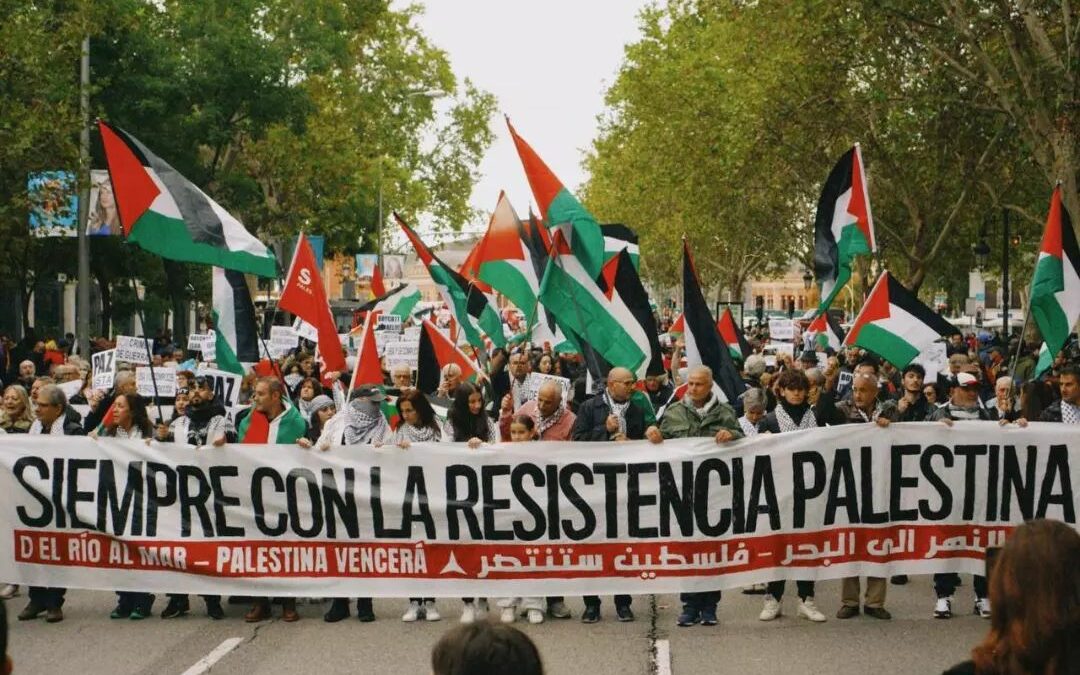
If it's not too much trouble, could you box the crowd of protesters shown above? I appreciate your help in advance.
[0,315,1077,633]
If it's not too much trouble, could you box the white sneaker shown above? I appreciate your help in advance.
[0,584,18,599]
[500,606,516,623]
[424,601,441,621]
[460,603,477,624]
[759,595,781,621]
[974,598,991,618]
[797,597,827,622]
[527,608,544,624]
[934,597,953,619]
[402,601,421,622]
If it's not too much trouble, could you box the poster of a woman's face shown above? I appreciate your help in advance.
[87,170,120,236]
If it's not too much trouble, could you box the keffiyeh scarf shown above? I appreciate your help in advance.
[536,406,566,437]
[396,422,441,443]
[738,416,759,437]
[603,392,631,435]
[29,418,65,435]
[1062,401,1080,425]
[343,400,390,446]
[776,402,817,433]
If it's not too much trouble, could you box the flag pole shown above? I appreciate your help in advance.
[128,276,166,423]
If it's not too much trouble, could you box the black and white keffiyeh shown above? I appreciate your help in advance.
[1062,401,1080,425]
[536,406,565,437]
[603,392,631,435]
[343,400,389,446]
[776,402,817,433]
[738,416,759,437]
[393,422,441,444]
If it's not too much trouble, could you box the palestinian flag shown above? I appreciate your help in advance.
[598,249,664,377]
[369,263,387,298]
[238,404,307,444]
[807,311,846,352]
[845,272,959,367]
[507,118,605,278]
[397,213,505,350]
[416,320,480,395]
[602,223,640,269]
[539,228,649,375]
[717,307,751,361]
[461,192,545,325]
[1034,342,1053,379]
[1029,185,1080,358]
[682,240,745,403]
[669,312,684,337]
[97,121,277,277]
[211,267,259,375]
[359,283,422,322]
[813,144,876,312]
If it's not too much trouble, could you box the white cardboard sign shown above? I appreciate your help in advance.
[91,349,117,390]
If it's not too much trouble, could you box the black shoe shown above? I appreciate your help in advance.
[324,599,350,623]
[890,575,909,585]
[18,601,45,621]
[864,606,892,620]
[205,598,225,620]
[356,598,375,622]
[110,603,132,619]
[161,596,190,619]
[615,605,635,622]
[581,605,600,623]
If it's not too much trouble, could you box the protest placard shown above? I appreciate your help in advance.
[402,326,421,343]
[384,341,419,368]
[293,318,318,343]
[524,373,573,403]
[135,366,177,398]
[58,379,83,400]
[91,349,117,390]
[269,326,299,357]
[186,333,215,355]
[768,319,795,341]
[114,336,151,365]
[768,342,795,358]
[376,314,402,332]
[197,367,244,409]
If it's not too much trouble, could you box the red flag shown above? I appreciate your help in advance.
[349,310,384,393]
[416,319,480,394]
[279,233,347,373]
[370,263,387,298]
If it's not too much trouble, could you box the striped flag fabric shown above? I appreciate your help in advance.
[416,320,480,395]
[682,240,745,403]
[539,228,649,375]
[460,192,545,326]
[807,311,846,352]
[238,404,307,444]
[359,283,422,322]
[814,144,876,312]
[845,272,959,367]
[598,249,664,378]
[211,267,260,375]
[717,307,752,361]
[397,213,506,350]
[1029,185,1080,359]
[97,121,277,277]
[601,223,640,269]
[507,118,605,278]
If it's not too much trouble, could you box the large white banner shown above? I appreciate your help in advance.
[0,423,1074,597]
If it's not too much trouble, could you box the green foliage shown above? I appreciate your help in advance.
[0,0,495,335]
[585,0,1073,307]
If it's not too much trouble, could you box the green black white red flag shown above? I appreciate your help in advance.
[416,320,480,395]
[1029,185,1080,359]
[682,240,745,403]
[211,267,260,375]
[97,121,277,277]
[397,214,505,350]
[845,272,958,367]
[807,312,846,352]
[814,144,876,312]
[717,307,752,361]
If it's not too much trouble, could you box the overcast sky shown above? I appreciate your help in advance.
[412,0,654,236]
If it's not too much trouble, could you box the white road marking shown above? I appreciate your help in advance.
[179,637,243,675]
[654,638,672,675]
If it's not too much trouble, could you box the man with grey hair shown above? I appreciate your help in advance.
[19,383,83,623]
[390,363,413,390]
[572,366,662,623]
[16,360,35,389]
[661,364,743,627]
[738,388,768,436]
[988,375,1018,421]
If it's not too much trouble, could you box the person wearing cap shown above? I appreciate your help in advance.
[928,366,1027,620]
[155,376,232,621]
[301,385,389,623]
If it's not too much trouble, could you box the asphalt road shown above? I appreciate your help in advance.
[5,576,988,675]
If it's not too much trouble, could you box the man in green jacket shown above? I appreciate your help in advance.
[659,365,743,627]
